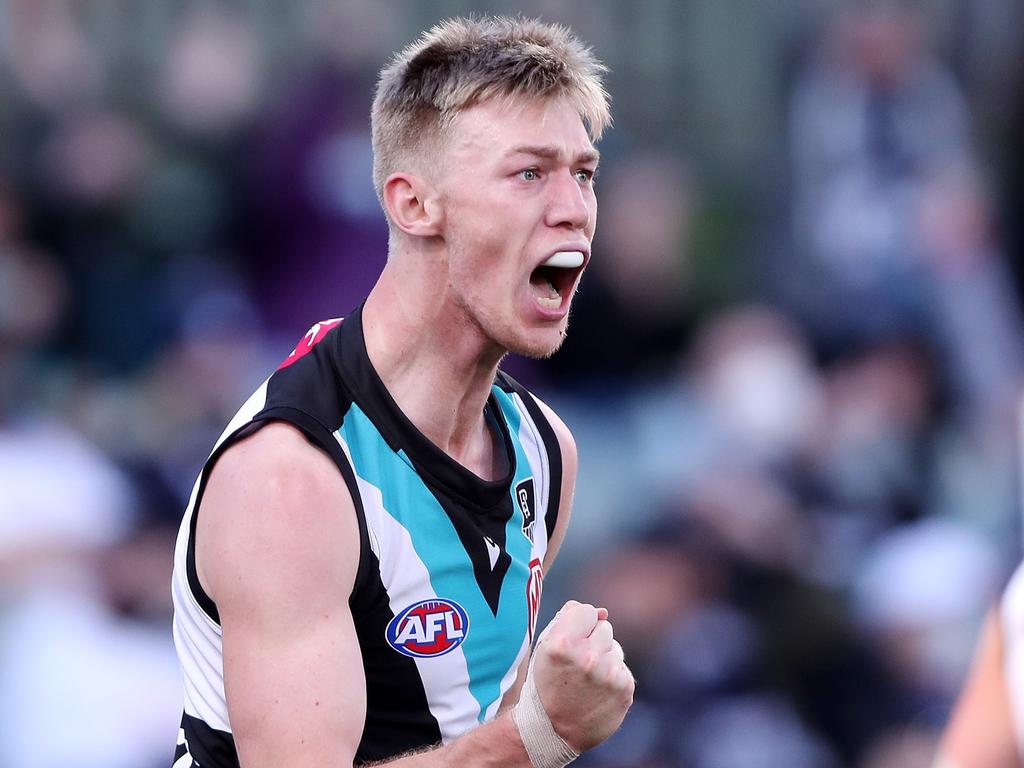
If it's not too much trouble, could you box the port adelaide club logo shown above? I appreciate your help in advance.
[386,599,470,658]
[516,478,537,543]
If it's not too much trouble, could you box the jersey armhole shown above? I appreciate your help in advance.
[185,405,371,626]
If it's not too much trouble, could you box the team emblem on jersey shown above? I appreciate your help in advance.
[386,599,470,658]
[515,478,537,543]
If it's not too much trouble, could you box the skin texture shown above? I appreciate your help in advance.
[935,610,1021,768]
[195,94,633,768]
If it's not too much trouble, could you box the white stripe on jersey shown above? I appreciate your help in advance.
[509,392,552,567]
[173,728,193,768]
[484,634,530,721]
[334,433,481,743]
[171,379,271,735]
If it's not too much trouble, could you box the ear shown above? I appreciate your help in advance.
[382,172,444,238]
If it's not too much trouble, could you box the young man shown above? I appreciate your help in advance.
[170,16,634,768]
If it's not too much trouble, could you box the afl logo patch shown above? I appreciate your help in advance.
[386,599,470,658]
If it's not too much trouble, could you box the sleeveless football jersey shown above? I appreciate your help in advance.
[170,305,562,767]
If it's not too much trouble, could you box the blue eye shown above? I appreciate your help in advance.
[574,169,595,183]
[519,168,540,181]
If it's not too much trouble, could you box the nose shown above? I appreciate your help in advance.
[545,168,591,231]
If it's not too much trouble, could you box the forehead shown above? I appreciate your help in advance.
[446,96,596,164]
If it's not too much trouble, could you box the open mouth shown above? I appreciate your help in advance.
[529,253,585,311]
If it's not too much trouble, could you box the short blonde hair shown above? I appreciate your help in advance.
[371,16,610,201]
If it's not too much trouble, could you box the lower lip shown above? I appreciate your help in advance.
[532,296,569,320]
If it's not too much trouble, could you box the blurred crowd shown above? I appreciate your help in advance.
[3,2,1024,767]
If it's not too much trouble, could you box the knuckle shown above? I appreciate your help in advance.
[621,672,637,698]
[621,687,635,709]
[545,636,573,663]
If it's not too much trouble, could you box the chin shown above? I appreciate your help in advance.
[504,325,569,360]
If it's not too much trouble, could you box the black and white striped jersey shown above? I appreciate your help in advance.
[170,304,563,767]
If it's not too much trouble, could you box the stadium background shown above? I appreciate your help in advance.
[3,0,1024,766]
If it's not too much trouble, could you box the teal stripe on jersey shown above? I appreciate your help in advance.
[339,402,531,722]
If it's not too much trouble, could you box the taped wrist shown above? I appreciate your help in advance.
[511,666,579,768]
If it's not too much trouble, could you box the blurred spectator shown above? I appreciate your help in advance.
[0,163,184,768]
[914,164,1024,419]
[158,5,264,138]
[812,341,935,517]
[243,2,391,336]
[4,0,103,114]
[0,423,181,768]
[688,305,824,468]
[780,1,972,353]
[850,517,1003,705]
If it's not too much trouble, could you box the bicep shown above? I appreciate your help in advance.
[198,423,365,768]
[223,594,366,768]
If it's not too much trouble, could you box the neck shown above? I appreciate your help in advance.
[361,254,505,477]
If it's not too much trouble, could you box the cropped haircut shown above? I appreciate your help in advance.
[371,16,611,206]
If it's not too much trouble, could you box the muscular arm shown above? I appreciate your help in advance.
[198,423,366,767]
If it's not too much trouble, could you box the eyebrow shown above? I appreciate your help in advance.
[507,144,601,165]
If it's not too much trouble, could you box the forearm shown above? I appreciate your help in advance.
[374,712,531,768]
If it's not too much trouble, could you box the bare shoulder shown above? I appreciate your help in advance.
[529,395,577,570]
[196,421,360,610]
[207,421,345,501]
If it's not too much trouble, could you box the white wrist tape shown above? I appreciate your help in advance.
[511,665,579,768]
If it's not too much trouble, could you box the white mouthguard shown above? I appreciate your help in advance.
[541,251,585,269]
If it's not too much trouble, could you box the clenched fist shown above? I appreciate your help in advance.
[530,600,635,752]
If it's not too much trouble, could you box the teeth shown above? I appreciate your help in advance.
[539,278,559,300]
[542,251,585,269]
